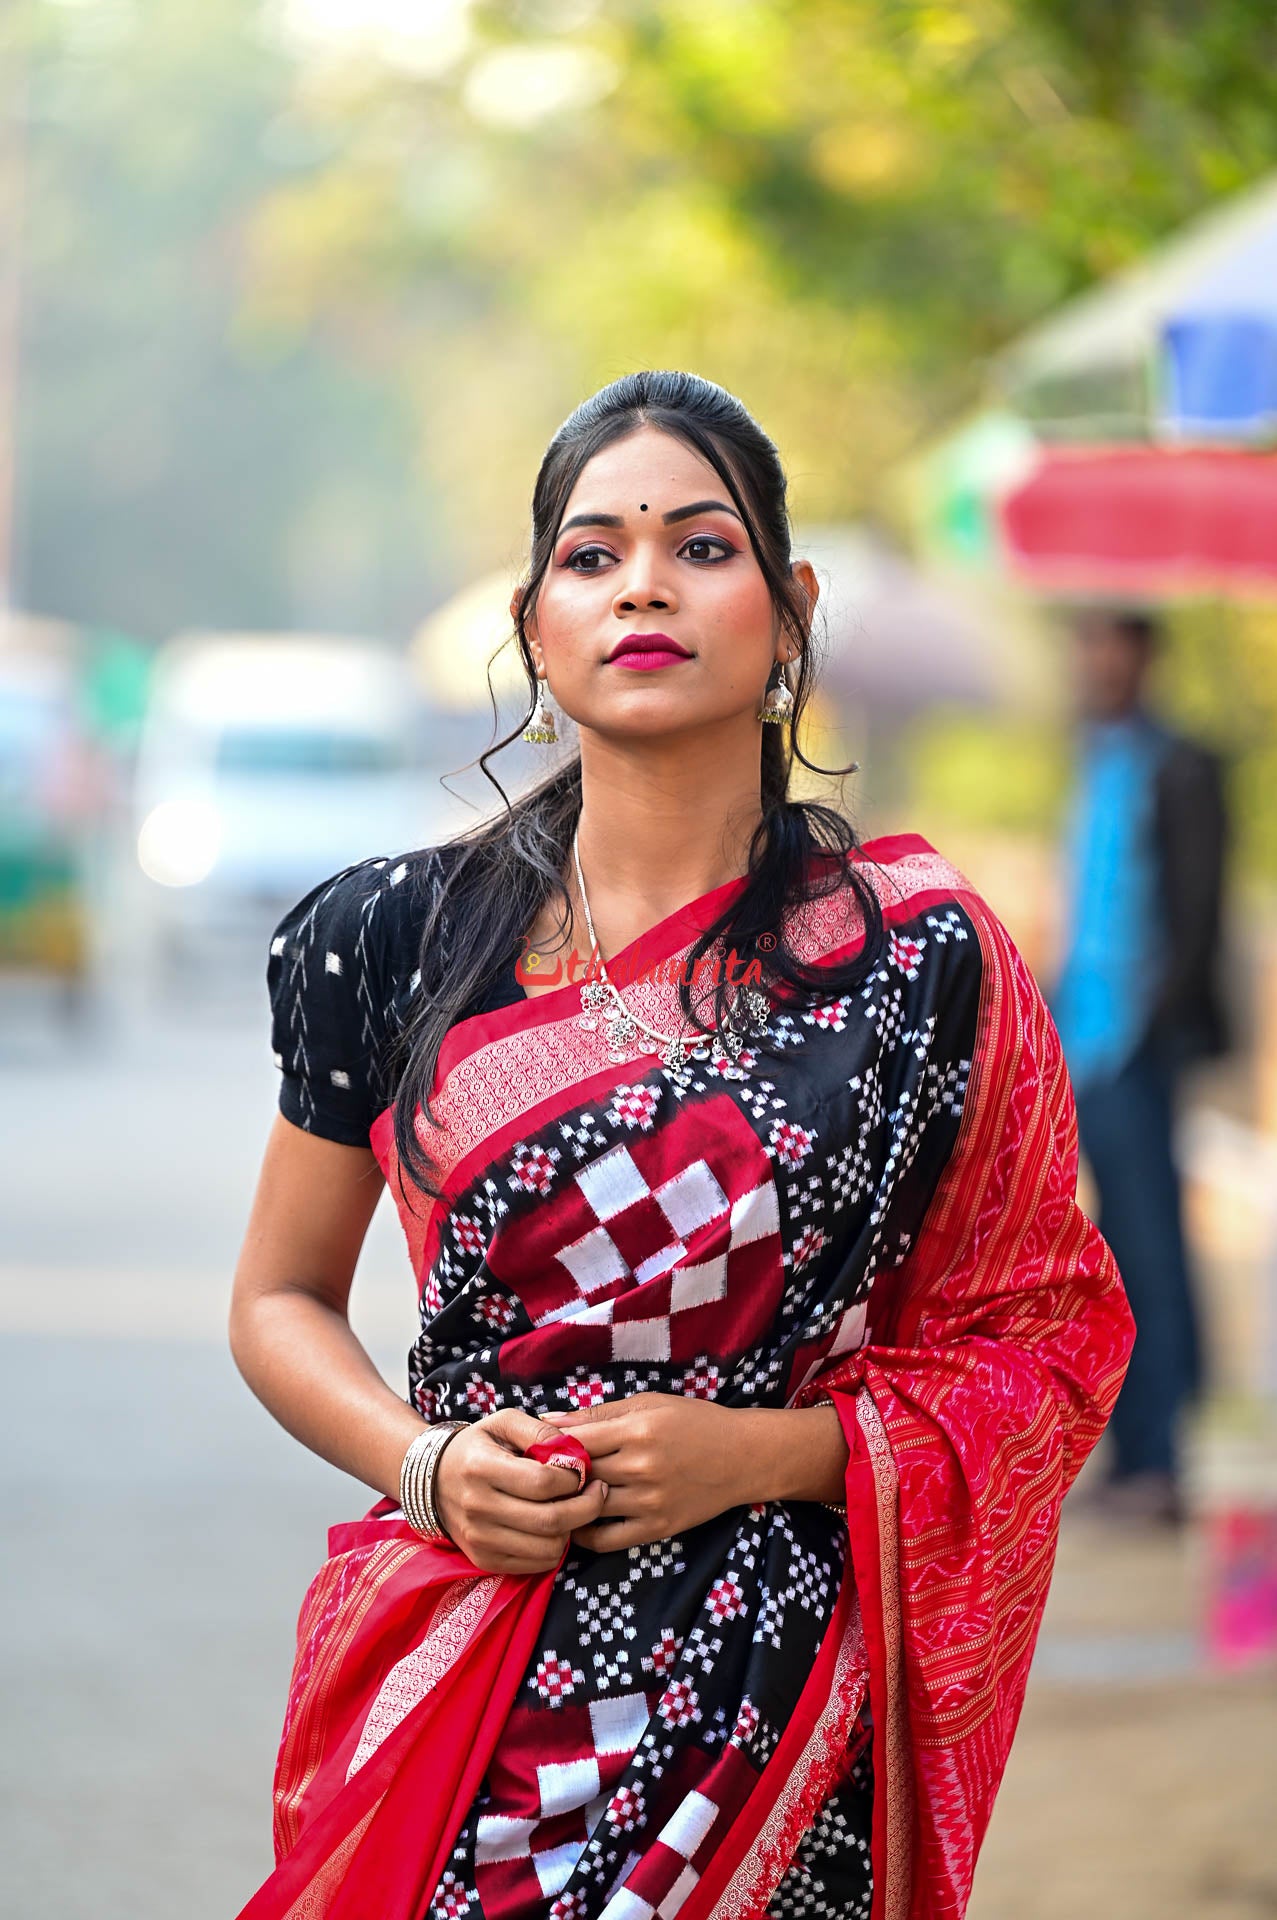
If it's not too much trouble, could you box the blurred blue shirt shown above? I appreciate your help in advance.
[1052,714,1167,1091]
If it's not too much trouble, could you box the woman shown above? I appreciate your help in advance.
[228,370,1134,1920]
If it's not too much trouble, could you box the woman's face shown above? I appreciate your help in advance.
[515,424,816,741]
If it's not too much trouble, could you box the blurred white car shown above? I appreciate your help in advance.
[132,632,464,977]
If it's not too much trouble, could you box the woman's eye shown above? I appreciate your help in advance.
[562,536,734,572]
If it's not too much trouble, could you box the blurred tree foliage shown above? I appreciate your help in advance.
[224,0,1277,547]
[6,0,1277,879]
[5,0,448,637]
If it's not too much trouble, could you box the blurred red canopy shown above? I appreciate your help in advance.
[997,445,1277,596]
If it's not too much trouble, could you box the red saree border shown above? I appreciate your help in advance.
[434,832,957,1063]
[345,1572,502,1779]
[849,1384,913,1920]
[273,1537,425,1859]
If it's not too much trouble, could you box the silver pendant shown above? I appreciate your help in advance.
[741,986,771,1030]
[578,978,609,1033]
[604,1006,640,1050]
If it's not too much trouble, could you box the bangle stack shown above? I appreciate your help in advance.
[797,1395,846,1515]
[399,1421,467,1542]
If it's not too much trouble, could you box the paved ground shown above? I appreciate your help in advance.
[2,965,1274,1919]
[971,1509,1277,1920]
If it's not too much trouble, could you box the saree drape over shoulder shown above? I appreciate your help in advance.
[235,834,1134,1920]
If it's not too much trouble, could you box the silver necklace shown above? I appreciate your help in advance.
[570,826,770,1073]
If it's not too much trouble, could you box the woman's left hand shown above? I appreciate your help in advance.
[540,1392,748,1550]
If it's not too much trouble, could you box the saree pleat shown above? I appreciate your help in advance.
[233,836,1133,1920]
[803,903,1134,1918]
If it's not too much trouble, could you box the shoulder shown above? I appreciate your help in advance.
[267,843,455,984]
[846,829,1036,1003]
[847,830,988,941]
[845,840,1075,1138]
[265,844,461,1146]
[1152,726,1226,788]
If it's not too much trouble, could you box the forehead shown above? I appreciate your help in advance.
[560,425,723,516]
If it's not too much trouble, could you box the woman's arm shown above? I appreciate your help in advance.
[229,1114,428,1498]
[228,1114,606,1570]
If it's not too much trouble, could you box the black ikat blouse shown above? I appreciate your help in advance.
[267,844,528,1148]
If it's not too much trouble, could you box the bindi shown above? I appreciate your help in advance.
[639,503,648,510]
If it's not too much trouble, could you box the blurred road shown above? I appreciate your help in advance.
[0,961,419,1920]
[1,963,1274,1919]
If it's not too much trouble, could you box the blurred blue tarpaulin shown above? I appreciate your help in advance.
[994,172,1277,444]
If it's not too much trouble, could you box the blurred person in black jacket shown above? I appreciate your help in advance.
[1050,607,1230,1523]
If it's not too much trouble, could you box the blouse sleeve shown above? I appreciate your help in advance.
[266,858,397,1148]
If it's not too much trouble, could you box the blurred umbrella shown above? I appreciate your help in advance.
[411,570,525,712]
[799,524,1004,717]
[994,171,1277,444]
[998,446,1277,597]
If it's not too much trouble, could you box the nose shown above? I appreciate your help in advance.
[611,550,678,617]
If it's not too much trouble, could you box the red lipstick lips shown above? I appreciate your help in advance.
[606,632,692,671]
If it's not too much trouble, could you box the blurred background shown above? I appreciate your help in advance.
[2,2,1276,1915]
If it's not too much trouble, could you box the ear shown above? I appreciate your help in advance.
[514,586,545,673]
[790,556,819,623]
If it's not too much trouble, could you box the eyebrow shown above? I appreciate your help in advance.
[557,498,743,535]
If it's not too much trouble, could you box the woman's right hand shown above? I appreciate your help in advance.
[433,1408,609,1573]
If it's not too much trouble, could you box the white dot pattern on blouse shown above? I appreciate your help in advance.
[267,846,452,1148]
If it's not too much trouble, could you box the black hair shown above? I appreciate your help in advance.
[1074,605,1162,650]
[1111,608,1162,650]
[385,368,887,1202]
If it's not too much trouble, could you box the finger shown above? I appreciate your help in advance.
[484,1447,592,1503]
[541,1401,620,1426]
[482,1407,580,1458]
[468,1528,566,1573]
[475,1480,609,1538]
[570,1517,645,1552]
[532,1423,630,1463]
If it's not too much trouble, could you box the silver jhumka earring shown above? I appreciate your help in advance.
[758,657,795,724]
[523,674,558,745]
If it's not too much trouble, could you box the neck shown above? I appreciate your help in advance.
[571,725,765,928]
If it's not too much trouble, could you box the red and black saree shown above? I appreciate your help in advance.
[234,833,1134,1920]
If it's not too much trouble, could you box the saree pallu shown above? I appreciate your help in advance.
[233,834,1134,1920]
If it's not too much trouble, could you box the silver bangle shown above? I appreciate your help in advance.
[399,1427,435,1535]
[796,1396,846,1514]
[399,1422,466,1541]
[423,1422,462,1536]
